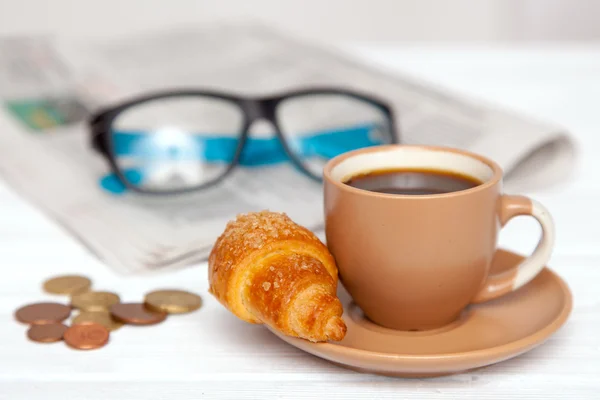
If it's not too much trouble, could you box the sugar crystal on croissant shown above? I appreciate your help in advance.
[208,211,346,342]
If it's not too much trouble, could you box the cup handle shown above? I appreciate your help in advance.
[472,195,555,303]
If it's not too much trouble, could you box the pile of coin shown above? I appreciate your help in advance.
[14,275,202,350]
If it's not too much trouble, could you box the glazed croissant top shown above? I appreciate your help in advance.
[208,211,346,342]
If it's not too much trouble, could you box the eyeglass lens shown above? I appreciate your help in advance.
[109,96,245,193]
[276,94,393,177]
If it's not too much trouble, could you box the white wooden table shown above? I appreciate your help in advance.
[1,45,599,399]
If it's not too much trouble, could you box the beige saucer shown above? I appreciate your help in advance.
[269,249,572,377]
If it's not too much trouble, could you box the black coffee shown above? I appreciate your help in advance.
[344,169,482,195]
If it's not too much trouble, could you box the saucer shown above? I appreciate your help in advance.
[269,249,572,377]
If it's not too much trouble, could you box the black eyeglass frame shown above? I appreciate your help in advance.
[89,87,399,195]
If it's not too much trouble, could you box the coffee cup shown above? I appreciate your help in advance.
[323,145,554,331]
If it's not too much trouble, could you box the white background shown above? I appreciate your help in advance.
[0,0,600,42]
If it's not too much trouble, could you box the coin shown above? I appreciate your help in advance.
[71,291,120,312]
[72,311,123,331]
[64,322,110,350]
[43,275,91,296]
[27,323,68,343]
[110,303,167,325]
[15,302,71,325]
[144,289,202,314]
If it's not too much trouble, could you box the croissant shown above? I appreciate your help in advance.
[208,211,346,342]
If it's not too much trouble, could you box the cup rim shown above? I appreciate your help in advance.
[322,144,503,199]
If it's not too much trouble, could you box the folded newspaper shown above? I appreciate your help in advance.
[0,23,575,274]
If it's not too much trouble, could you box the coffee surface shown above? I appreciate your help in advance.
[344,169,482,195]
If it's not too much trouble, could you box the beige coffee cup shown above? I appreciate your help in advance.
[323,145,554,331]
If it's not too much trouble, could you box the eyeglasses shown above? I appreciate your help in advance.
[89,88,398,195]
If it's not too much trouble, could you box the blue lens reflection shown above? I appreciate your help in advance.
[102,122,386,194]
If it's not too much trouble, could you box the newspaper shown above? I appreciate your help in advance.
[0,23,576,274]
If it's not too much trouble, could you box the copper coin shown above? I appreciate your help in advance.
[27,323,68,343]
[110,303,167,325]
[72,311,124,332]
[71,291,120,312]
[15,302,71,325]
[64,322,110,350]
[43,275,92,296]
